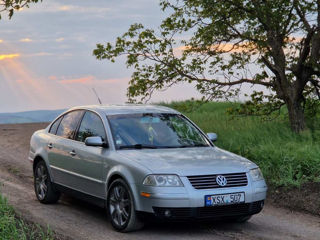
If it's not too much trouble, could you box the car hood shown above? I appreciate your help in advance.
[118,147,257,176]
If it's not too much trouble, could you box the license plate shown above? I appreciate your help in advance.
[205,192,245,207]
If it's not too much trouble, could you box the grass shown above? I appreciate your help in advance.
[164,101,320,187]
[0,193,55,240]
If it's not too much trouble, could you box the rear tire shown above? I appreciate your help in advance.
[34,161,60,204]
[107,179,144,232]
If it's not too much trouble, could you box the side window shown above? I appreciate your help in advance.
[75,111,106,142]
[56,111,83,139]
[49,116,63,135]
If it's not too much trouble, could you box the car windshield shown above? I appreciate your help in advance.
[107,113,211,149]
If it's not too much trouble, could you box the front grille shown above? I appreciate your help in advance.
[197,201,263,219]
[153,201,264,219]
[198,203,250,218]
[187,172,248,189]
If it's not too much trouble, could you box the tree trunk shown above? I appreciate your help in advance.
[286,98,306,133]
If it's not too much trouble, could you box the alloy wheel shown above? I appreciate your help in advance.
[109,184,131,228]
[35,164,48,200]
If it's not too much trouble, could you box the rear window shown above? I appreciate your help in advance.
[49,116,63,135]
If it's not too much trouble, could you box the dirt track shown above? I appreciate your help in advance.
[0,123,320,240]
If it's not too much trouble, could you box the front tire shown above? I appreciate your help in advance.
[107,179,144,232]
[34,161,60,204]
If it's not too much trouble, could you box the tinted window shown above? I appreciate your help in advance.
[49,116,63,135]
[75,111,106,142]
[56,111,83,139]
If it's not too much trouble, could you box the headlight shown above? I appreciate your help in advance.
[250,168,264,181]
[143,175,183,187]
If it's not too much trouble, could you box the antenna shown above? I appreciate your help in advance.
[92,88,102,105]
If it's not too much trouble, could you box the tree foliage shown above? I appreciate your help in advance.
[94,0,320,132]
[0,0,40,19]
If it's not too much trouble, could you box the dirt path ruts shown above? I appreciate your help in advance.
[0,123,319,240]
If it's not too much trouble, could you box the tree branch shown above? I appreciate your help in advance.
[310,1,320,63]
[292,28,315,75]
[260,55,278,76]
[293,0,312,32]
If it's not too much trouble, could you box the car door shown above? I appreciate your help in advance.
[48,110,84,188]
[70,110,108,198]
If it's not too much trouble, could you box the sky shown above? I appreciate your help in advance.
[0,0,203,113]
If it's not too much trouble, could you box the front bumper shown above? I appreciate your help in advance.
[152,200,264,220]
[132,175,267,215]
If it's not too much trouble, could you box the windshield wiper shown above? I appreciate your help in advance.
[177,143,209,148]
[119,144,158,149]
[193,143,209,147]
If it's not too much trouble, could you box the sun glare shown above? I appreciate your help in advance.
[20,38,32,42]
[0,54,20,60]
[0,41,57,110]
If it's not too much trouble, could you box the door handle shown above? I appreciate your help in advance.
[69,150,76,156]
[48,143,53,149]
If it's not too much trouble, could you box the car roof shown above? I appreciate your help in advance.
[68,104,179,116]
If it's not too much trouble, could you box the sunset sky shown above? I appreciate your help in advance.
[0,0,202,113]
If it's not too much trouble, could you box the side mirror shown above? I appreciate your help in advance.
[85,136,108,147]
[207,133,218,142]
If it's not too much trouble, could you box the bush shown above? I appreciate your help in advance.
[164,101,320,187]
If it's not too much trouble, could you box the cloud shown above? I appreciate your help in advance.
[174,36,304,55]
[20,52,69,58]
[59,5,71,11]
[59,76,95,84]
[57,5,111,13]
[0,54,20,61]
[174,43,255,54]
[0,39,3,43]
[20,38,32,42]
[60,53,73,57]
[56,75,128,85]
[20,52,72,59]
[27,52,54,57]
[55,37,64,42]
[19,2,111,16]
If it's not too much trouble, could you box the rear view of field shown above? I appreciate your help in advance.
[0,104,320,239]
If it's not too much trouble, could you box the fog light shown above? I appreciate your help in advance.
[260,201,264,208]
[164,209,171,217]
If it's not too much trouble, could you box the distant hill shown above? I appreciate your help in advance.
[0,109,65,124]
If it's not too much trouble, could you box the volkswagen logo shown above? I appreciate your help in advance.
[216,175,227,187]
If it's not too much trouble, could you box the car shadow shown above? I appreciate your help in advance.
[58,193,254,237]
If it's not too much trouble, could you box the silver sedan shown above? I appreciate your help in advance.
[29,104,267,232]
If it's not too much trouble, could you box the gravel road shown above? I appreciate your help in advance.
[0,123,319,240]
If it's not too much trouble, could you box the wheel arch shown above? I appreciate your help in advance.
[107,173,126,190]
[33,155,44,172]
[32,155,54,182]
[106,167,142,211]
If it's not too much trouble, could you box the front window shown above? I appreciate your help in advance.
[107,113,211,149]
[75,111,106,142]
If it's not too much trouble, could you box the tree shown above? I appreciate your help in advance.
[0,0,40,19]
[93,0,320,133]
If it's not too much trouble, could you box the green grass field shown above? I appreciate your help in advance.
[0,193,54,240]
[165,101,320,187]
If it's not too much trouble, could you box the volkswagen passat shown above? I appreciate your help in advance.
[29,105,267,232]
